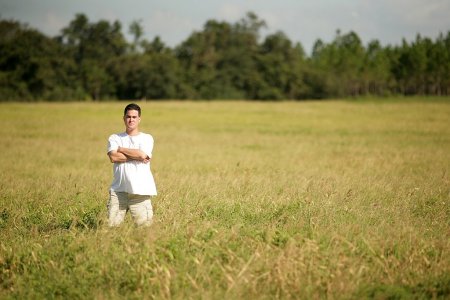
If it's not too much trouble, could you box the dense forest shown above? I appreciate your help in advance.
[1,12,449,101]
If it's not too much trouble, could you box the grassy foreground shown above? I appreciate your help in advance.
[0,99,449,299]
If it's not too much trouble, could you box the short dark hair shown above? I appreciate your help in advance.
[124,103,141,116]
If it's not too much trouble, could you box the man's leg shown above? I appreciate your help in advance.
[128,194,153,226]
[107,191,128,227]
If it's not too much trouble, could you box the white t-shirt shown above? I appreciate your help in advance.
[107,132,157,196]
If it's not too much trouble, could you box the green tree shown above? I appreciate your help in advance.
[258,31,308,99]
[176,12,267,99]
[59,14,127,100]
[2,13,449,101]
[333,30,365,96]
[307,38,337,98]
[176,20,232,99]
[308,31,366,97]
[424,33,449,95]
[0,20,83,100]
[362,40,392,95]
[109,48,185,100]
[129,19,144,53]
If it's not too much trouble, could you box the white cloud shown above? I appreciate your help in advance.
[45,12,67,35]
[218,3,244,21]
[351,11,360,19]
[142,10,200,46]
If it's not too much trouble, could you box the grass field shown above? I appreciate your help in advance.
[0,98,449,299]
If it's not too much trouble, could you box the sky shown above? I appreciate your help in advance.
[1,0,449,54]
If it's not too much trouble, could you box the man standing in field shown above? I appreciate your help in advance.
[107,103,157,227]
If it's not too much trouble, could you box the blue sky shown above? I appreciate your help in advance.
[1,0,449,53]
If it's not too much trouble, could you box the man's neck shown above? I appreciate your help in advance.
[126,129,140,136]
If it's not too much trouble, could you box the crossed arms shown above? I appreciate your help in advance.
[108,146,150,164]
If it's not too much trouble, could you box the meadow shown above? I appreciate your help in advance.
[0,98,449,299]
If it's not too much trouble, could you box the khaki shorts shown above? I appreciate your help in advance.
[108,191,153,227]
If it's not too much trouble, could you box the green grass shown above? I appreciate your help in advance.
[1,98,449,299]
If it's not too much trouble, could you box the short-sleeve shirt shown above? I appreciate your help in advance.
[107,132,157,196]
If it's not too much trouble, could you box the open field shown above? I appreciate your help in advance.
[1,98,449,299]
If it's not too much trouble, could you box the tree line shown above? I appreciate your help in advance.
[1,12,449,101]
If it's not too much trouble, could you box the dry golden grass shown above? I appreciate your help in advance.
[0,99,449,299]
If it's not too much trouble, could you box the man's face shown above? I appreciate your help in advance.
[123,109,140,131]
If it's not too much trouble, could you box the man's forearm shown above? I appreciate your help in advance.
[108,151,128,163]
[118,146,150,162]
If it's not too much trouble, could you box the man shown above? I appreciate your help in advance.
[107,103,157,227]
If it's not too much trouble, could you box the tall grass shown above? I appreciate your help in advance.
[1,99,449,299]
